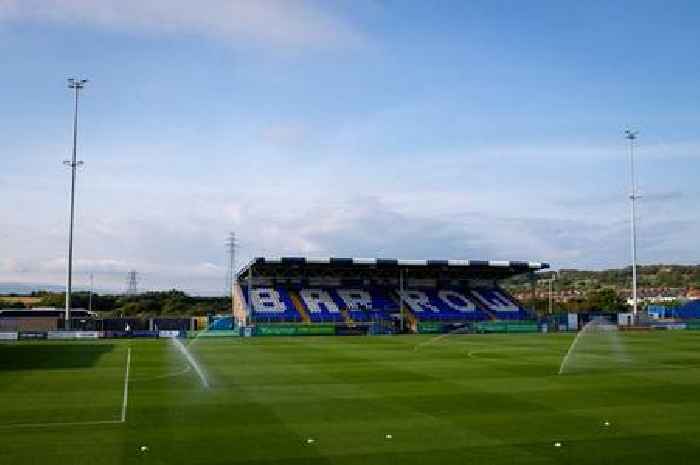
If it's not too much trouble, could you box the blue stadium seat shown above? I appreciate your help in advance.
[298,288,345,322]
[240,286,301,322]
[331,288,394,321]
[674,300,700,319]
[240,285,526,323]
[397,289,489,321]
[469,288,527,319]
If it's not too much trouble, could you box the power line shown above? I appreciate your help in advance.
[126,270,139,296]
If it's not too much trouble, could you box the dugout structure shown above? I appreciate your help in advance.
[233,257,548,333]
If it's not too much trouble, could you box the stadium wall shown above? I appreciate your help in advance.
[232,282,247,325]
[0,317,58,331]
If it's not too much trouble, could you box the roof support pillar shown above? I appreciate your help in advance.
[529,271,537,316]
[247,264,253,327]
[399,268,405,333]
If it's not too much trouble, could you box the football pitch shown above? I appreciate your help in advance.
[2,332,700,464]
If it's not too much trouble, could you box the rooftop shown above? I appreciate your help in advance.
[237,257,549,282]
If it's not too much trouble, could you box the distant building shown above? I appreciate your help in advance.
[621,287,686,306]
[686,288,700,300]
[511,289,583,303]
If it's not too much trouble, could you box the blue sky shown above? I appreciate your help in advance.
[2,0,699,294]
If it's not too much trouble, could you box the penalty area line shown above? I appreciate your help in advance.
[412,332,452,351]
[0,346,132,430]
[121,346,131,423]
[0,419,123,429]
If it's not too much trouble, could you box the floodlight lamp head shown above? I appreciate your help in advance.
[624,129,638,140]
[67,78,88,89]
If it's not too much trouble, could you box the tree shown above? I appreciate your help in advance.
[585,288,626,313]
[20,290,229,317]
[162,298,189,315]
[2,301,26,309]
[116,301,147,316]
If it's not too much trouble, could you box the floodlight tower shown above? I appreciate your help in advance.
[64,78,88,329]
[625,129,640,320]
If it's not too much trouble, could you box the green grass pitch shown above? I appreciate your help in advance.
[2,332,700,464]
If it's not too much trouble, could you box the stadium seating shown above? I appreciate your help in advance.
[333,288,372,321]
[241,285,526,323]
[208,316,234,330]
[296,288,397,322]
[332,288,395,321]
[241,287,301,322]
[469,288,527,319]
[233,257,546,327]
[298,288,345,322]
[398,289,489,321]
[674,300,700,319]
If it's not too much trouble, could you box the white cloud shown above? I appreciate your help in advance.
[37,257,132,274]
[0,257,24,273]
[2,185,700,293]
[3,109,700,293]
[0,0,364,49]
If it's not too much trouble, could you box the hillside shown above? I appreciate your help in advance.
[505,264,700,291]
[503,264,700,314]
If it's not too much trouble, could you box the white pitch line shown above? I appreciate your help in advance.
[0,419,123,429]
[121,346,131,422]
[1,347,133,430]
[412,332,452,351]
